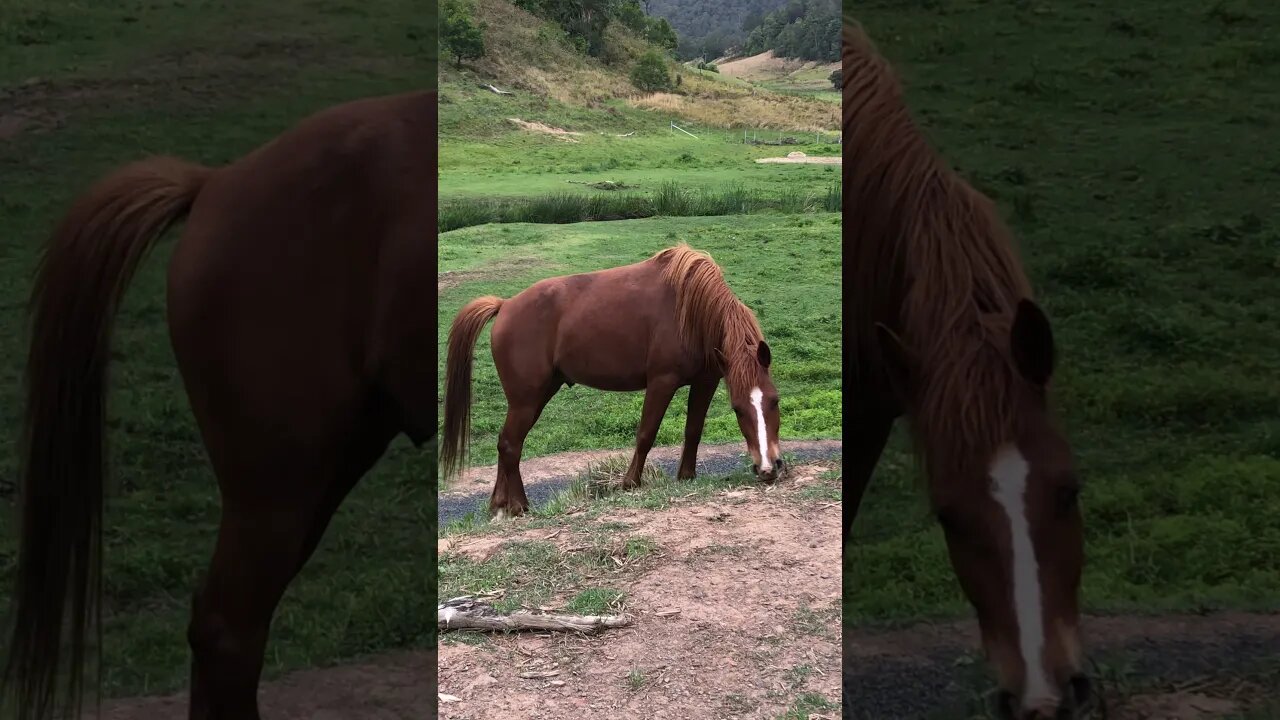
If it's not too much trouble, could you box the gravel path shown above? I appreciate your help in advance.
[437,439,842,524]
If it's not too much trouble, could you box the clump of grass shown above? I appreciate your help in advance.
[573,455,666,501]
[626,666,646,690]
[565,587,624,614]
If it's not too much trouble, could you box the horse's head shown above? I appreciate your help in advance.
[879,300,1090,719]
[722,340,782,483]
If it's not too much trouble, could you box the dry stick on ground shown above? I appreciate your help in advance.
[439,596,633,635]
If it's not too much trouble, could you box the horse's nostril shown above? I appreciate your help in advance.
[1068,674,1093,708]
[990,690,1018,720]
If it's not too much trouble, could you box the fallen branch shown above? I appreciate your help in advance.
[439,596,633,634]
[479,83,513,95]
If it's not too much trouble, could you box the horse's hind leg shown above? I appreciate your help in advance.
[491,385,558,518]
[677,375,718,480]
[622,375,680,489]
[187,423,394,719]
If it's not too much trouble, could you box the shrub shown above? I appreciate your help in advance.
[631,50,673,92]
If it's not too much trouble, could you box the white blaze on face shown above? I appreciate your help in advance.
[750,387,771,472]
[989,445,1055,711]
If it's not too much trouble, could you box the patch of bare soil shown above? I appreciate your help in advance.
[507,118,582,142]
[714,51,839,82]
[440,439,844,497]
[438,464,842,719]
[755,155,842,165]
[92,649,434,719]
[1,36,393,141]
[845,612,1280,719]
[437,257,553,295]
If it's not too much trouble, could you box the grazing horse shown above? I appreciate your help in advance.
[1,91,437,720]
[440,245,783,517]
[843,20,1091,720]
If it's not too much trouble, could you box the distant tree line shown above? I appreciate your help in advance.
[513,0,677,57]
[644,0,789,61]
[741,0,840,62]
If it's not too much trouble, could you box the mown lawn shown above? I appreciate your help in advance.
[0,0,436,697]
[845,0,1280,621]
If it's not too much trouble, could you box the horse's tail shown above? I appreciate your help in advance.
[441,295,504,484]
[2,156,212,720]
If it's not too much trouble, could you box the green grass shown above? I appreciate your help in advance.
[438,80,841,201]
[439,537,644,614]
[846,1,1280,624]
[0,0,435,698]
[437,215,841,470]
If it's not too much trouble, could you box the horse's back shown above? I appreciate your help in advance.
[491,259,682,392]
[167,91,436,456]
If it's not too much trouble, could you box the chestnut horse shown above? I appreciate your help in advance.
[440,245,783,516]
[1,91,436,720]
[843,21,1091,720]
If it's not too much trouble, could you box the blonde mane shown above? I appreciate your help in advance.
[844,18,1035,476]
[652,245,764,394]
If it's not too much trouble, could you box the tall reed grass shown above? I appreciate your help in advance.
[439,181,841,231]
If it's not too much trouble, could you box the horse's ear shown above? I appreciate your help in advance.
[874,323,913,412]
[757,341,772,369]
[1010,298,1055,387]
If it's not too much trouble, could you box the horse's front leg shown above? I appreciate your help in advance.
[622,375,680,489]
[677,375,718,479]
[844,410,895,549]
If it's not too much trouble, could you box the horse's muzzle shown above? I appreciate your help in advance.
[994,674,1094,720]
[752,456,784,483]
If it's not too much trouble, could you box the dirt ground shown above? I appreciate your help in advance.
[92,649,435,719]
[713,51,839,83]
[754,155,842,165]
[438,463,843,720]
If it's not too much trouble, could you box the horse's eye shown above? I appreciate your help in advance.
[770,397,780,410]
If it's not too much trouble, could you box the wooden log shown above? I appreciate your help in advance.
[438,596,633,635]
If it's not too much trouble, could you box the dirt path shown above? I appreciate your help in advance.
[92,649,434,719]
[438,462,843,719]
[438,439,844,524]
[441,439,843,498]
[845,612,1280,719]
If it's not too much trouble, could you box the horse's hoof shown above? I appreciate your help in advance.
[490,508,513,522]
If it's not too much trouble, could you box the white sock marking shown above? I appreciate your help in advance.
[750,387,771,472]
[492,508,511,523]
[990,445,1056,709]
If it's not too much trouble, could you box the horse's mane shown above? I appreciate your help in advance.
[844,18,1035,477]
[652,245,764,393]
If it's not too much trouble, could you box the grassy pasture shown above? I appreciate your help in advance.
[436,215,842,468]
[0,0,436,698]
[843,0,1280,648]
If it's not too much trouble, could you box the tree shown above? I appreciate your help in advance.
[616,0,647,33]
[645,16,678,51]
[441,0,486,69]
[630,50,673,92]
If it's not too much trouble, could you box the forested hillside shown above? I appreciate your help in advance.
[741,0,839,62]
[644,0,788,60]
